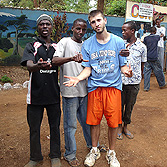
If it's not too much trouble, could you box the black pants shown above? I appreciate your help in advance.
[121,84,140,124]
[27,103,61,161]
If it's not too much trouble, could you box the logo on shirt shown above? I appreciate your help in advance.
[40,70,57,74]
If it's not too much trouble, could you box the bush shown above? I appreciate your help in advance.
[0,75,13,83]
[3,54,21,66]
[0,38,13,50]
[3,48,8,52]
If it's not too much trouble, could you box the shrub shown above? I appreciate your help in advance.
[0,38,13,50]
[0,75,13,83]
[3,48,8,52]
[3,54,21,66]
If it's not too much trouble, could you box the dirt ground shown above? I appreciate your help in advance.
[0,66,167,167]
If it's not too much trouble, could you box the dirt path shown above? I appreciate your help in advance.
[0,66,167,167]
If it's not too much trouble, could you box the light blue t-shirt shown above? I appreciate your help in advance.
[82,33,127,93]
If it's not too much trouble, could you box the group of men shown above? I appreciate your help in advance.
[21,9,166,167]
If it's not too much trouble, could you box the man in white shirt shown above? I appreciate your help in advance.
[154,18,166,70]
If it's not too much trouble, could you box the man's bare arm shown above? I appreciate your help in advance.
[63,67,91,87]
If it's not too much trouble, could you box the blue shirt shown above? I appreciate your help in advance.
[143,34,160,61]
[82,33,127,93]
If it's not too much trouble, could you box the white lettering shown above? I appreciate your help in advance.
[40,70,57,74]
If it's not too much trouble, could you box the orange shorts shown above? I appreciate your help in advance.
[86,87,122,128]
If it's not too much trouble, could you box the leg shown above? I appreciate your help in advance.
[122,85,139,139]
[144,62,152,91]
[46,103,61,159]
[84,124,101,167]
[62,97,78,161]
[152,60,166,87]
[91,125,100,147]
[108,127,118,150]
[117,85,126,140]
[158,47,164,70]
[27,104,44,161]
[77,95,92,148]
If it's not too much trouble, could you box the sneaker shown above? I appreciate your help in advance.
[84,148,100,167]
[24,160,42,167]
[51,158,61,167]
[106,151,120,167]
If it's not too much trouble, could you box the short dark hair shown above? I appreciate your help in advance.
[123,21,137,31]
[150,26,156,33]
[156,18,160,22]
[73,18,87,27]
[88,10,105,22]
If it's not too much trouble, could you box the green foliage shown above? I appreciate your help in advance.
[18,0,34,9]
[2,54,21,66]
[0,75,13,83]
[105,0,126,16]
[0,38,13,52]
[18,37,35,48]
[0,48,13,59]
[0,24,8,38]
[64,0,91,13]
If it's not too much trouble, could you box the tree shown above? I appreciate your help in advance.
[1,0,166,16]
[0,24,8,38]
[104,0,126,16]
[97,0,104,12]
[52,12,69,43]
[5,15,29,55]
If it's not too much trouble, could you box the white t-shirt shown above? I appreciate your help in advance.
[53,37,87,97]
[156,26,166,48]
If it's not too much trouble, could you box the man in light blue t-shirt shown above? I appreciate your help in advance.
[64,10,132,167]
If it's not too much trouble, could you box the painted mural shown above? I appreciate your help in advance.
[0,7,125,66]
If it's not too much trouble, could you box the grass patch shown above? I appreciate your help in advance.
[18,38,35,48]
[0,48,13,59]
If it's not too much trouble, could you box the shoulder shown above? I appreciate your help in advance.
[83,35,96,47]
[111,33,124,42]
[58,37,71,45]
[136,40,147,50]
[109,33,125,48]
[25,40,38,50]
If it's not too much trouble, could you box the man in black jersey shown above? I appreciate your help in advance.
[21,14,61,167]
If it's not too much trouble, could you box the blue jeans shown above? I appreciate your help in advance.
[62,95,91,160]
[158,47,165,70]
[144,60,166,90]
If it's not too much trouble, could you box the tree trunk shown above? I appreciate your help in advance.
[33,0,38,8]
[97,0,104,12]
[12,30,18,55]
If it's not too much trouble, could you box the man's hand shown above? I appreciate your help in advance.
[63,75,80,87]
[37,58,52,70]
[71,53,89,63]
[123,64,133,77]
[119,49,129,57]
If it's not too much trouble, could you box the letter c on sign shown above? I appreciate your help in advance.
[131,4,139,18]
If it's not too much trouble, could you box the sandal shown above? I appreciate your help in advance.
[123,131,134,139]
[117,133,123,140]
[64,157,80,167]
[98,145,107,152]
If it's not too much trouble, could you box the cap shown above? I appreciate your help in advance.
[36,14,53,26]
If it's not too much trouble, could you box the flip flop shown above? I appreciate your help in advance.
[98,145,107,152]
[64,157,80,167]
[117,133,123,140]
[123,132,134,139]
